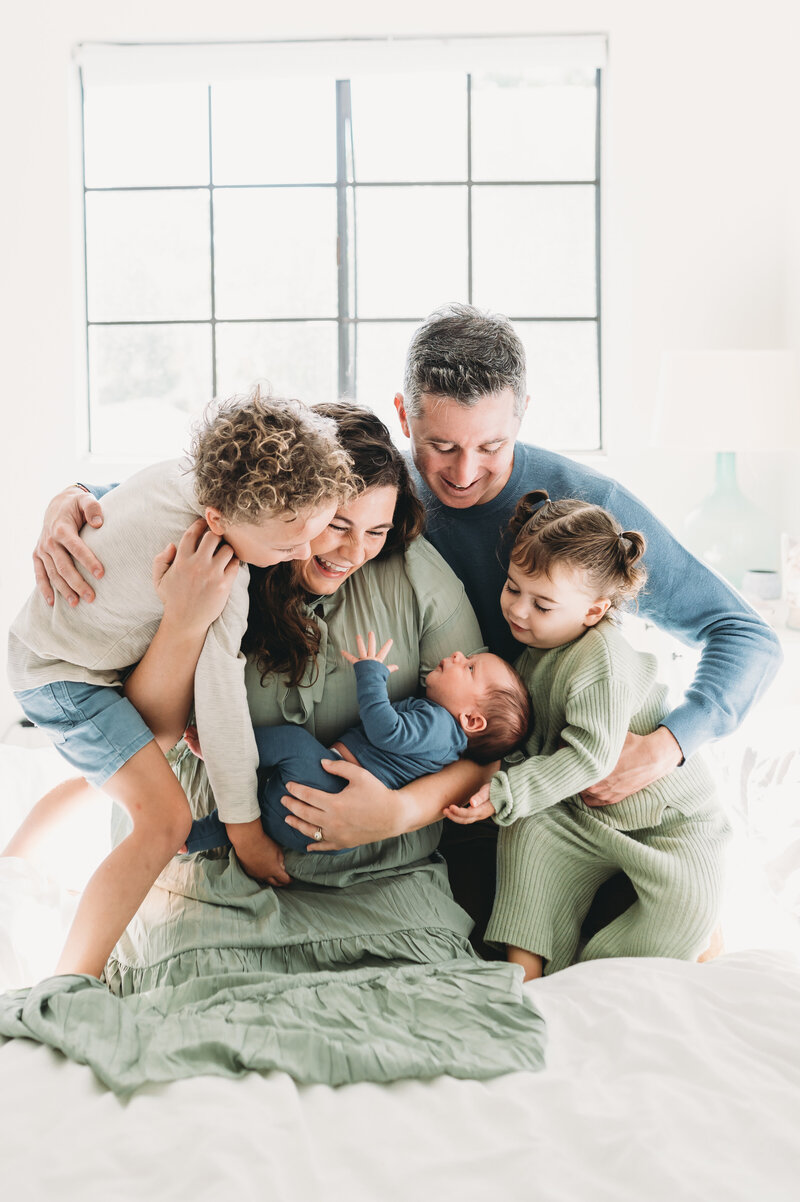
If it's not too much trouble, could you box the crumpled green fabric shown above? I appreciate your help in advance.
[0,846,545,1094]
[0,958,544,1095]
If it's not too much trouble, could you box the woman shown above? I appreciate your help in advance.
[106,403,499,987]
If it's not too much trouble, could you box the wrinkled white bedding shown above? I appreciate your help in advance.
[1,950,798,1201]
[1,740,799,1200]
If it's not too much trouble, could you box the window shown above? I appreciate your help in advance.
[76,36,605,458]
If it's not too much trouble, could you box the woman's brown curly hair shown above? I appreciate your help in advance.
[244,403,426,688]
[190,388,356,521]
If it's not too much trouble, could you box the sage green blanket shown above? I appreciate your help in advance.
[0,844,545,1093]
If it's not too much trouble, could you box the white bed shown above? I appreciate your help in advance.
[1,672,799,1200]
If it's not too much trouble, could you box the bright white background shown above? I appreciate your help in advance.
[2,0,800,731]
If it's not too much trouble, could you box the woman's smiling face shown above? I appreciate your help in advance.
[298,484,399,595]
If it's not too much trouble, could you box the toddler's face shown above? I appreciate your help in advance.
[501,560,610,650]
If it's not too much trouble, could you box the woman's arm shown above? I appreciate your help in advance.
[282,755,495,851]
[123,521,239,751]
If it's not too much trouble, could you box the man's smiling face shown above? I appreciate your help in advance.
[394,386,526,509]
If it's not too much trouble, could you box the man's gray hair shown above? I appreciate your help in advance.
[402,303,527,419]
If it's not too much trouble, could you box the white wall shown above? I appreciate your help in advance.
[3,0,799,729]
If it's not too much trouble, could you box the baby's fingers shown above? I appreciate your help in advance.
[376,637,394,663]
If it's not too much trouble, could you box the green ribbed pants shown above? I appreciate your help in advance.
[485,801,731,975]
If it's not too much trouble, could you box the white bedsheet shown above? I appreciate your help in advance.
[1,740,799,1201]
[1,950,798,1201]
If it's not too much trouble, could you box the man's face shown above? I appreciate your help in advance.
[394,387,526,509]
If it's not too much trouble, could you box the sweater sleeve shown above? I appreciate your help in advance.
[594,479,782,758]
[489,677,635,824]
[192,565,260,824]
[353,659,459,756]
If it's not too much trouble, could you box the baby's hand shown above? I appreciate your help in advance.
[341,631,398,673]
[443,782,496,825]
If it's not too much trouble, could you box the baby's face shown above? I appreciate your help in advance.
[425,651,511,718]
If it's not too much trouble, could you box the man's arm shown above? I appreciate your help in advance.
[282,756,495,851]
[593,478,782,757]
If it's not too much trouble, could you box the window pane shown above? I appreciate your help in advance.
[83,84,210,188]
[517,321,600,450]
[88,324,212,456]
[350,74,467,182]
[355,186,468,318]
[471,70,597,182]
[86,190,211,321]
[472,185,596,317]
[213,188,337,319]
[211,80,337,184]
[354,322,417,425]
[215,321,338,402]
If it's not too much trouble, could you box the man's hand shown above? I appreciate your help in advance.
[33,486,105,606]
[580,728,683,806]
[341,631,399,673]
[282,759,400,851]
[226,818,290,887]
[443,781,496,825]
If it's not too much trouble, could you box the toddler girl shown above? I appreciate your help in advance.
[444,490,731,980]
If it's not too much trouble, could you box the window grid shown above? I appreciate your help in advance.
[81,67,602,447]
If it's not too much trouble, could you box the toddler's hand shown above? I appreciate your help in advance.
[341,631,398,672]
[443,782,496,825]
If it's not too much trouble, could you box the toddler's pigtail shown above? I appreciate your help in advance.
[620,530,646,565]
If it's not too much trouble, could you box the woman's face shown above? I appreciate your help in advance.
[298,483,399,595]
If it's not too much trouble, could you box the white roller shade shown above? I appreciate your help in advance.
[74,34,608,86]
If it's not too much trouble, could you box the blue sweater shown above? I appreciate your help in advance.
[409,442,782,759]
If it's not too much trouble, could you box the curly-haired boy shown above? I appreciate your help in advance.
[7,389,354,978]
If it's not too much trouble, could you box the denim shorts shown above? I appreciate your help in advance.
[14,680,154,788]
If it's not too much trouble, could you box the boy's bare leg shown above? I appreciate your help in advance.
[54,740,192,979]
[2,776,103,863]
[508,945,544,982]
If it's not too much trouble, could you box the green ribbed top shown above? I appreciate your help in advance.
[490,619,714,831]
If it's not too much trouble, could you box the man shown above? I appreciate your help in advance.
[31,304,781,949]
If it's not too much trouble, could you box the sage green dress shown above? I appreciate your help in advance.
[0,539,546,1092]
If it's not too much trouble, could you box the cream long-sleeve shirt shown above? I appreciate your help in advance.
[8,460,259,824]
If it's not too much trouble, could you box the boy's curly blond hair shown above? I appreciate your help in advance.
[190,388,357,522]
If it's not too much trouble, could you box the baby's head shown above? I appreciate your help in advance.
[190,387,356,568]
[501,490,647,650]
[425,651,533,764]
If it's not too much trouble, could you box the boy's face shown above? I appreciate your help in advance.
[206,503,338,568]
[425,650,512,720]
[394,387,526,509]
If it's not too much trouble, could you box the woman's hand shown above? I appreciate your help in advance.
[33,486,106,606]
[442,782,496,825]
[153,519,240,637]
[340,631,398,672]
[282,759,401,850]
